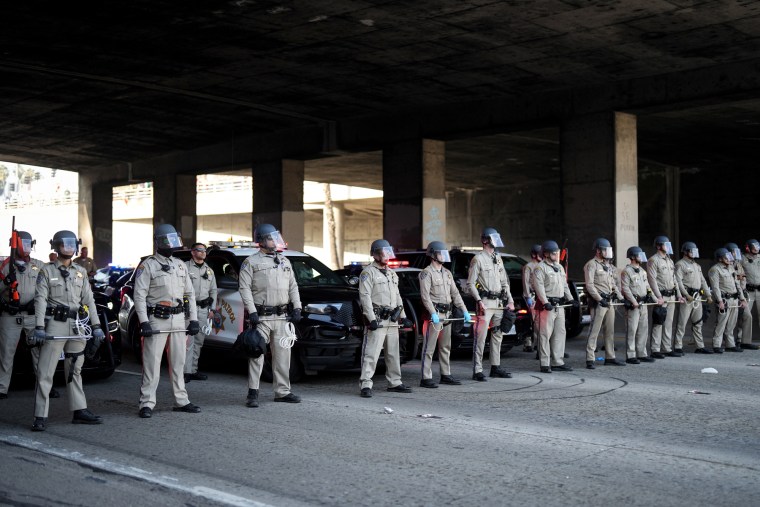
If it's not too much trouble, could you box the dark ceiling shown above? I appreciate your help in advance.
[2,1,760,187]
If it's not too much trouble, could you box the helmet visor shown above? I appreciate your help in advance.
[749,241,760,253]
[661,241,673,255]
[488,233,504,248]
[259,230,286,250]
[725,252,735,263]
[157,232,183,250]
[729,247,742,260]
[19,238,33,256]
[431,249,451,263]
[688,248,699,259]
[374,246,395,262]
[636,252,647,263]
[601,247,613,259]
[59,237,78,256]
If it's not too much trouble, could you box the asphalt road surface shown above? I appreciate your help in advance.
[1,334,758,507]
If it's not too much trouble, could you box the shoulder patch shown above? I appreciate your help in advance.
[419,271,428,280]
[360,273,369,282]
[241,259,249,270]
[135,266,145,279]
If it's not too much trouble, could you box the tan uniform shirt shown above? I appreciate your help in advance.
[185,261,217,308]
[419,264,466,316]
[583,258,623,302]
[73,256,97,274]
[467,250,513,305]
[238,250,301,314]
[647,252,681,299]
[522,260,539,298]
[621,264,649,305]
[1,258,45,307]
[359,262,406,322]
[741,253,760,287]
[532,260,572,304]
[34,260,101,327]
[674,258,710,297]
[731,261,747,292]
[133,253,198,324]
[708,263,745,302]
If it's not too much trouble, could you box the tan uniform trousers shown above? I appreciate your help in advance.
[713,304,738,349]
[626,307,649,359]
[675,302,706,349]
[0,314,40,394]
[585,304,617,362]
[185,308,211,374]
[734,301,753,345]
[360,318,402,389]
[537,307,566,368]
[248,317,293,397]
[472,298,504,373]
[140,313,190,409]
[34,318,87,418]
[650,295,676,353]
[420,312,452,380]
[525,306,537,348]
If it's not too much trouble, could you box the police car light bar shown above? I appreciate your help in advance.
[387,260,409,268]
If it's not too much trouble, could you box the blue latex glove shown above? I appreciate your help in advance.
[431,313,440,324]
[463,311,472,323]
[525,297,534,307]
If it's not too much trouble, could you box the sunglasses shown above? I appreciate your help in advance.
[192,248,207,253]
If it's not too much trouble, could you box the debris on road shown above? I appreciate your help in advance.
[700,367,718,374]
[383,407,394,414]
[688,390,711,395]
[417,414,443,419]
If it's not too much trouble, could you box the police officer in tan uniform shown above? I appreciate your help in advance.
[674,242,713,354]
[73,246,97,278]
[621,247,655,363]
[239,224,302,406]
[532,240,576,373]
[521,244,542,353]
[358,239,413,397]
[134,224,201,418]
[0,231,52,399]
[739,239,760,349]
[467,227,514,381]
[184,243,217,382]
[725,242,753,349]
[647,236,685,358]
[708,247,747,353]
[584,238,625,369]
[31,230,105,431]
[418,241,471,388]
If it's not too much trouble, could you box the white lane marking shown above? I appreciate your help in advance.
[0,435,274,507]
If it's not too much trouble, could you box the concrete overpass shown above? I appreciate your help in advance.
[2,1,759,273]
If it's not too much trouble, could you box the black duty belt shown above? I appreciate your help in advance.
[45,306,78,321]
[478,290,501,300]
[148,305,185,319]
[197,297,214,308]
[685,286,701,295]
[659,288,676,297]
[373,305,402,321]
[0,300,35,315]
[433,302,451,312]
[255,304,289,316]
[747,284,760,292]
[723,292,739,299]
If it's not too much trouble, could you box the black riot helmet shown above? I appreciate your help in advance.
[154,223,183,256]
[593,238,613,259]
[653,235,673,255]
[746,239,760,254]
[426,241,450,263]
[481,227,504,248]
[530,244,542,258]
[714,247,732,263]
[541,240,560,257]
[50,230,79,259]
[370,239,394,263]
[724,242,741,261]
[13,230,35,257]
[626,246,647,263]
[681,241,699,258]
[254,224,286,252]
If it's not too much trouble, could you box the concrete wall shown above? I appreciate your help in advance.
[304,209,381,266]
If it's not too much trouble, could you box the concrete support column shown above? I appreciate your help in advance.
[176,174,197,246]
[152,173,176,231]
[560,112,638,276]
[91,182,113,268]
[323,201,345,269]
[252,160,305,251]
[383,139,445,249]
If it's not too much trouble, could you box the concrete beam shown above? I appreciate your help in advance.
[252,159,305,251]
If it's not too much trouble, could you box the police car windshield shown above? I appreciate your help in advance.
[236,254,346,287]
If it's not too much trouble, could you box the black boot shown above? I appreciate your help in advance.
[489,365,512,378]
[246,389,259,408]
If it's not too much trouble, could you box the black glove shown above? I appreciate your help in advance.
[368,320,379,330]
[2,273,15,285]
[645,294,655,304]
[572,299,580,308]
[400,318,413,328]
[249,312,260,327]
[29,327,47,346]
[140,321,155,337]
[543,302,554,311]
[290,308,302,324]
[91,326,105,347]
[187,320,200,336]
